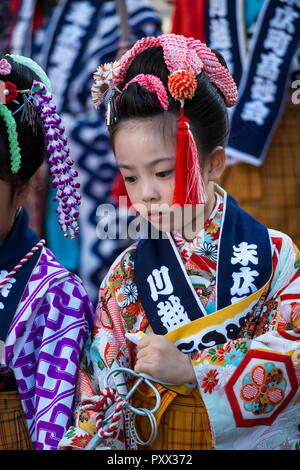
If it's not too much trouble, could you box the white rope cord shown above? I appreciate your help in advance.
[84,367,161,450]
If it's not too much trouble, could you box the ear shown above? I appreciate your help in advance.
[206,146,226,182]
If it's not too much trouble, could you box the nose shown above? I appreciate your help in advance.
[141,177,160,204]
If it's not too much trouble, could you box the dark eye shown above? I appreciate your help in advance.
[124,176,137,183]
[156,170,174,178]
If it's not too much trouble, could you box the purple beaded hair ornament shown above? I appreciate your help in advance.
[28,79,81,239]
[0,54,81,239]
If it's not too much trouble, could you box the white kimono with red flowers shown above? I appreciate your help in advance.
[59,188,300,450]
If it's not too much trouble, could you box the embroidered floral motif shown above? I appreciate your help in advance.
[215,364,236,395]
[241,363,286,416]
[206,220,219,235]
[202,340,248,365]
[123,283,138,306]
[200,368,219,394]
[122,310,137,330]
[255,298,279,336]
[207,344,227,363]
[194,241,218,262]
[112,273,123,290]
[103,252,143,334]
[224,347,245,366]
[234,340,248,354]
[70,434,92,448]
[116,282,138,308]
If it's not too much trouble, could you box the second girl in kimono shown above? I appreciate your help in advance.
[59,34,300,451]
[0,53,94,450]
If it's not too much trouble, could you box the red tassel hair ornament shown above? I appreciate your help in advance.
[168,70,207,206]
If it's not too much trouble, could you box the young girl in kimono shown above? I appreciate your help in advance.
[0,53,94,450]
[59,34,300,451]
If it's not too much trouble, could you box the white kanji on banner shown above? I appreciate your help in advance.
[157,295,190,332]
[231,267,259,299]
[231,243,259,267]
[147,266,174,302]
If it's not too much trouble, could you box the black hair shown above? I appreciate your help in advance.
[0,53,45,192]
[109,46,230,159]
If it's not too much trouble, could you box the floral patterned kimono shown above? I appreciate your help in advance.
[59,186,300,450]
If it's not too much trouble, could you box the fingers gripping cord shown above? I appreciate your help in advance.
[82,367,161,450]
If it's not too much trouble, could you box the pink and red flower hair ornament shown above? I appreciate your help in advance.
[0,59,19,105]
[0,55,81,240]
[0,81,18,104]
[0,60,19,104]
[0,58,12,76]
[91,34,238,207]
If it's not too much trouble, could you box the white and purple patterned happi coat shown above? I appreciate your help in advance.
[2,247,94,450]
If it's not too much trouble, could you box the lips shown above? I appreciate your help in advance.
[148,211,163,220]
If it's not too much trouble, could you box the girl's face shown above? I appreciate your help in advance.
[114,118,221,239]
[114,118,226,237]
[114,119,177,230]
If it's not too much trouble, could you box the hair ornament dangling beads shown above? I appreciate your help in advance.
[27,79,81,239]
[168,70,197,103]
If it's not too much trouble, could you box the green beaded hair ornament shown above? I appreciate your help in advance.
[0,54,52,175]
[0,103,22,174]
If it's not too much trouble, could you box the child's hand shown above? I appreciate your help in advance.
[134,334,196,385]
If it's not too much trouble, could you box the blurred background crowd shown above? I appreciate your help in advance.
[0,0,299,305]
